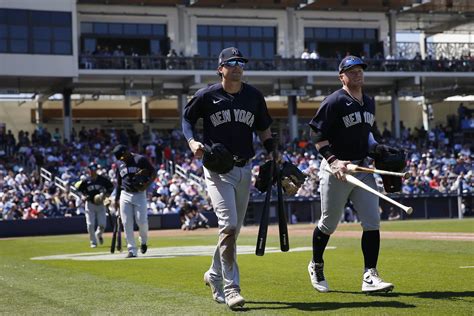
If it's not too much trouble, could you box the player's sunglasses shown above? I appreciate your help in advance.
[221,60,246,68]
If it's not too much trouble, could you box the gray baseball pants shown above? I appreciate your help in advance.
[119,190,148,256]
[85,201,106,245]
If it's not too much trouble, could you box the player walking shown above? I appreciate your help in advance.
[112,144,156,258]
[308,56,403,293]
[182,47,276,309]
[75,163,114,248]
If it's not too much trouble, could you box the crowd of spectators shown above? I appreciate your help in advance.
[0,117,472,221]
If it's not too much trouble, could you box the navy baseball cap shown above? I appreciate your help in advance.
[339,56,367,74]
[218,47,248,66]
[112,144,128,159]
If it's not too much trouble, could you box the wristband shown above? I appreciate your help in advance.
[263,138,275,153]
[318,145,336,164]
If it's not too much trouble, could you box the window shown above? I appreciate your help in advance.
[0,9,73,55]
[305,27,378,43]
[198,25,276,59]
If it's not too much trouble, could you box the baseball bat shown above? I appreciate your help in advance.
[276,161,289,252]
[255,160,274,256]
[347,164,410,179]
[345,173,413,215]
[110,213,117,254]
[116,216,122,252]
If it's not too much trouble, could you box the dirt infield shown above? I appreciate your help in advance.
[149,223,474,241]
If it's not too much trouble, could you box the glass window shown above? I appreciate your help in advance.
[250,27,262,38]
[54,27,71,40]
[340,28,352,39]
[52,12,71,26]
[197,25,208,37]
[8,10,27,24]
[33,26,52,40]
[327,28,339,39]
[124,24,138,35]
[209,26,222,37]
[251,42,262,58]
[223,41,235,48]
[210,41,221,57]
[353,29,364,39]
[236,26,249,37]
[0,25,8,38]
[81,22,93,33]
[94,23,108,34]
[197,40,208,56]
[10,26,28,39]
[53,41,71,54]
[236,41,249,56]
[109,23,122,34]
[264,42,274,57]
[31,11,51,26]
[366,29,376,40]
[83,38,96,53]
[304,28,313,39]
[138,24,152,35]
[314,28,326,39]
[222,26,235,37]
[33,40,51,54]
[0,10,5,22]
[150,40,160,55]
[0,39,6,52]
[152,24,165,36]
[263,27,274,38]
[10,39,28,53]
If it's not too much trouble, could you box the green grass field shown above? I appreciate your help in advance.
[0,218,473,315]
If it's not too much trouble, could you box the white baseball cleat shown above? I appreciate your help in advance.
[90,242,97,248]
[362,268,394,293]
[308,260,329,292]
[226,292,245,309]
[203,271,225,304]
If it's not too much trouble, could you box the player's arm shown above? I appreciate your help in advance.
[256,128,278,160]
[182,92,205,158]
[114,169,122,210]
[137,156,156,188]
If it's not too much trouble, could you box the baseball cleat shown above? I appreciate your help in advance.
[308,260,329,292]
[90,243,97,248]
[204,271,225,304]
[140,244,147,254]
[226,292,245,309]
[95,231,104,245]
[125,251,137,258]
[362,268,394,293]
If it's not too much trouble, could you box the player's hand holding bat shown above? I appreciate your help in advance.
[329,159,351,181]
[188,138,204,159]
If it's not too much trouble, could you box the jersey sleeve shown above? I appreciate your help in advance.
[308,96,337,139]
[182,89,205,140]
[254,89,273,131]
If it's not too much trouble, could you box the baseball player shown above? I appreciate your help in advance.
[75,163,114,248]
[182,47,275,309]
[112,144,156,258]
[308,56,403,293]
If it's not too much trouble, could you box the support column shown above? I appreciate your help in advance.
[141,95,149,125]
[35,94,43,128]
[62,89,72,142]
[388,10,397,56]
[177,93,187,127]
[391,84,400,139]
[288,95,298,142]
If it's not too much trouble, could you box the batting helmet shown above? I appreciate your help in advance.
[372,147,406,193]
[112,144,128,160]
[202,143,234,174]
[339,55,367,74]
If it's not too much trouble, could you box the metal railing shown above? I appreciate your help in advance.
[40,167,81,200]
[79,55,474,72]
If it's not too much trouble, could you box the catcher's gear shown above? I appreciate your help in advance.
[280,161,307,195]
[202,143,234,174]
[131,169,154,191]
[93,193,105,205]
[370,145,406,193]
[255,160,276,193]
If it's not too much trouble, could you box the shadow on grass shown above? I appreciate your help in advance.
[241,300,415,312]
[332,290,474,300]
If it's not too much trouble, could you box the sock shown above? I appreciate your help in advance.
[362,230,380,271]
[312,227,330,264]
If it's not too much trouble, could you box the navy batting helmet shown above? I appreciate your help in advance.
[339,56,367,74]
[112,144,128,160]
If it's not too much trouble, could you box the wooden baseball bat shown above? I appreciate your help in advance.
[345,173,413,215]
[276,163,289,252]
[255,160,274,256]
[110,213,117,254]
[347,164,410,179]
[116,215,122,252]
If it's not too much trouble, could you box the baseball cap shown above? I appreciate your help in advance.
[112,144,128,159]
[338,55,367,74]
[218,47,248,66]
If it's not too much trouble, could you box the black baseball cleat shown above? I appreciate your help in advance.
[140,244,148,254]
[126,251,137,258]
